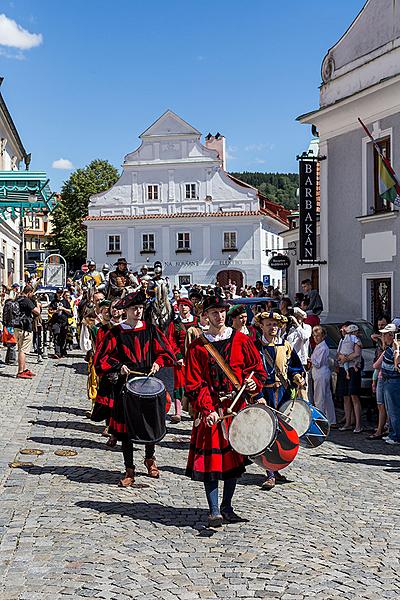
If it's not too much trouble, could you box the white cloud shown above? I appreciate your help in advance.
[0,13,42,50]
[244,143,267,153]
[52,158,73,170]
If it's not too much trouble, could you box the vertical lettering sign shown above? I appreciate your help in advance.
[299,159,317,261]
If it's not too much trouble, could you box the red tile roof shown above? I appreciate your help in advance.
[84,208,289,226]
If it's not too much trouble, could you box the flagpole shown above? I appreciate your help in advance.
[358,117,400,188]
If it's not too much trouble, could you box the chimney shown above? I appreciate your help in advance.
[205,132,226,170]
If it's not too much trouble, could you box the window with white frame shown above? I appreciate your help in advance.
[223,231,237,250]
[108,234,121,252]
[185,183,197,199]
[177,232,191,250]
[147,185,159,201]
[142,233,155,252]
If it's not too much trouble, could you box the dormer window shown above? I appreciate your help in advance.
[147,185,159,201]
[185,183,197,199]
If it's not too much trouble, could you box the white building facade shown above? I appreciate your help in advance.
[85,111,289,289]
[0,85,27,286]
[298,0,400,321]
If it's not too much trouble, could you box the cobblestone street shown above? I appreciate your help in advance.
[0,352,399,600]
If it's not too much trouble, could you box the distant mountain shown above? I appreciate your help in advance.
[230,171,299,210]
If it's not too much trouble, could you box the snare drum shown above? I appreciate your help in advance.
[281,398,330,449]
[124,377,167,444]
[228,404,299,472]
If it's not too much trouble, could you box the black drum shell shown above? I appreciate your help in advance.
[123,377,167,444]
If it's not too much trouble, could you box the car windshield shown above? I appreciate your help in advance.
[324,322,375,350]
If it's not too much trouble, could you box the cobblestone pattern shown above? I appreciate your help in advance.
[0,352,400,599]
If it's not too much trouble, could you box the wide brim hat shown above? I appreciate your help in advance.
[202,294,229,313]
[113,257,129,266]
[114,290,147,310]
[255,311,287,325]
[227,304,247,318]
[177,298,193,310]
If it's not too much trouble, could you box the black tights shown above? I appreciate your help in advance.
[121,440,155,469]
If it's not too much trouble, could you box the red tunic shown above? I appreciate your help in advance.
[185,330,266,481]
[94,322,174,439]
[91,323,114,421]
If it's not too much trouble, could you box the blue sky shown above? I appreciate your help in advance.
[0,0,365,191]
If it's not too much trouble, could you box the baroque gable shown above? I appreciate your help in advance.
[320,0,400,107]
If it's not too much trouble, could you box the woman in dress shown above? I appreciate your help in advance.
[311,326,337,425]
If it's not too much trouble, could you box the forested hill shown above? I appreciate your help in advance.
[229,172,299,210]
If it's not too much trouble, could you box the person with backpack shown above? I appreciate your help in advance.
[2,296,17,365]
[13,285,40,379]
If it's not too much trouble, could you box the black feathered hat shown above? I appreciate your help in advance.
[202,294,228,313]
[114,290,147,310]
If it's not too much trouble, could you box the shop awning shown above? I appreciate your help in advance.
[0,171,56,219]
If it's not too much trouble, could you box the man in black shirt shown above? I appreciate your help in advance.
[14,285,40,379]
[49,288,72,358]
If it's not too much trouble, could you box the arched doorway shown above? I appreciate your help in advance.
[217,269,244,289]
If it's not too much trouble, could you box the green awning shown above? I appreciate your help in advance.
[0,171,56,219]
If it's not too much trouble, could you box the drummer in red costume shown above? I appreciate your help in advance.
[185,295,266,528]
[94,290,175,487]
[169,298,198,423]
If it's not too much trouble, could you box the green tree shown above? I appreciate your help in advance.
[230,171,299,210]
[49,159,119,266]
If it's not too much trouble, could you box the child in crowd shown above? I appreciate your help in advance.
[342,324,362,379]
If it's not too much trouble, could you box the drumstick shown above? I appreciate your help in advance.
[227,371,255,414]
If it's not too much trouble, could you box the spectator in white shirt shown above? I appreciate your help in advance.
[286,307,312,367]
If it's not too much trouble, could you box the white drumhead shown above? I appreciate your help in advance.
[281,398,312,437]
[229,405,276,456]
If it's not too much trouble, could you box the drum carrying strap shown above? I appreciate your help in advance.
[200,334,241,391]
[200,335,243,441]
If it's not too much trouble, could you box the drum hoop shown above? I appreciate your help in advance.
[230,404,279,456]
[126,376,165,397]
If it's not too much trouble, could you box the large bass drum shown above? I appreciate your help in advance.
[228,404,299,471]
[124,376,167,444]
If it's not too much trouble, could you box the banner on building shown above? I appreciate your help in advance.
[299,159,317,261]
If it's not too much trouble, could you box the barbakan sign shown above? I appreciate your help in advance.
[299,159,317,261]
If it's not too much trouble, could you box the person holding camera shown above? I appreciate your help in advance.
[48,288,72,359]
[286,307,312,371]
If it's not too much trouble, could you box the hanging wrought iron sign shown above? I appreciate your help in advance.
[268,254,291,270]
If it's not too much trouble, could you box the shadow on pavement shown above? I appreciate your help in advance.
[316,453,400,471]
[158,440,190,450]
[28,435,123,452]
[166,426,191,436]
[76,500,208,532]
[20,464,123,485]
[325,430,400,456]
[28,405,88,417]
[29,419,104,434]
[55,361,87,375]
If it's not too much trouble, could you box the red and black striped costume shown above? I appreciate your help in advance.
[168,316,199,401]
[185,330,266,481]
[91,322,114,422]
[94,322,174,440]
